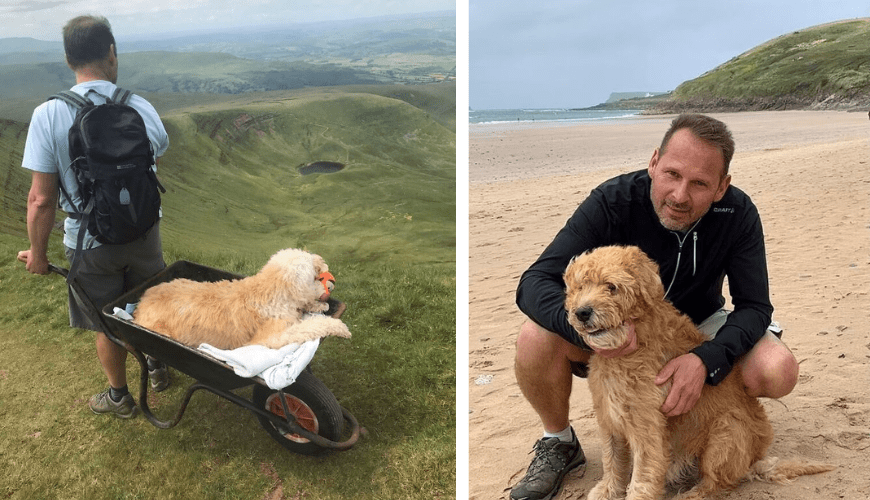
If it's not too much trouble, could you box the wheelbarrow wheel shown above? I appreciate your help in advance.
[252,369,344,455]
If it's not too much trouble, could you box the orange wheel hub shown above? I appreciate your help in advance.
[265,394,319,443]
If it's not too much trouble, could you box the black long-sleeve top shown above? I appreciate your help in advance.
[516,169,773,386]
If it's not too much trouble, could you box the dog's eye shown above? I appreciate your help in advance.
[606,283,617,294]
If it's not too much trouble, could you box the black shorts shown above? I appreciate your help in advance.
[64,224,165,332]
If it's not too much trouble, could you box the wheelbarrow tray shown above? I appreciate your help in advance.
[92,260,359,452]
[102,260,256,391]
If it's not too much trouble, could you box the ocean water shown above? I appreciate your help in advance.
[469,108,641,125]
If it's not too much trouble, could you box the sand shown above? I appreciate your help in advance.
[468,111,870,499]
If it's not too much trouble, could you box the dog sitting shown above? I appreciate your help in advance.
[563,245,833,500]
[133,248,351,349]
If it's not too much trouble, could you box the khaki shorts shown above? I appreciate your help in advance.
[64,224,165,332]
[697,309,783,341]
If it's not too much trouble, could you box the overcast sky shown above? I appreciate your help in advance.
[0,0,455,41]
[470,0,870,109]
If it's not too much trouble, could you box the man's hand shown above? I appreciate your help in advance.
[591,320,638,359]
[17,249,50,275]
[655,353,706,417]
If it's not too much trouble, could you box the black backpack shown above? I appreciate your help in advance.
[49,88,165,280]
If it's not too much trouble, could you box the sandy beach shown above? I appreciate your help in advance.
[468,111,870,499]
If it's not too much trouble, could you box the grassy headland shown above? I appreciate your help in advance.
[657,18,870,112]
[585,19,870,113]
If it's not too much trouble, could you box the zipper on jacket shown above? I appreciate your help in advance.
[664,221,701,298]
[664,235,683,298]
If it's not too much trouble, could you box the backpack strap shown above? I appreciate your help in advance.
[49,91,90,217]
[111,87,133,105]
[65,197,96,284]
[48,90,93,109]
[47,90,98,284]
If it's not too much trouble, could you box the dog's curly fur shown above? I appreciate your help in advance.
[564,245,833,500]
[133,248,351,349]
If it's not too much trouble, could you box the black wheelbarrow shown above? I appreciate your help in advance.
[49,260,360,455]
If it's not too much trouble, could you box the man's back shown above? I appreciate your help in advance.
[22,80,169,249]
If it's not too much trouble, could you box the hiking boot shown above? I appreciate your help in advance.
[148,363,170,392]
[88,389,139,419]
[510,429,586,500]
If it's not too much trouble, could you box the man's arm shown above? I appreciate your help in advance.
[18,171,59,275]
[691,209,772,385]
[656,206,772,416]
[516,200,608,347]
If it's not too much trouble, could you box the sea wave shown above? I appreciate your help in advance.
[470,108,641,125]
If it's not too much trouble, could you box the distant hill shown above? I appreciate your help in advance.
[0,38,63,64]
[604,92,669,103]
[581,92,672,111]
[653,18,870,112]
[119,12,456,63]
[0,12,455,87]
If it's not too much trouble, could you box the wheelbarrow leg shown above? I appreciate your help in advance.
[130,348,200,429]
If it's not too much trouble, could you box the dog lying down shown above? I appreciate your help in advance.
[564,245,833,500]
[133,248,351,350]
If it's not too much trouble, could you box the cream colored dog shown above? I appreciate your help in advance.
[134,248,351,349]
[564,245,832,500]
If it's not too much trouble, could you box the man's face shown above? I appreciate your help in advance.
[648,129,731,232]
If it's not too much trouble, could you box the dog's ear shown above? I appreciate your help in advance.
[311,254,328,275]
[563,254,579,282]
[624,246,664,306]
[295,253,317,284]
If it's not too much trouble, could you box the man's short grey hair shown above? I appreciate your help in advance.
[659,114,735,177]
[63,15,116,69]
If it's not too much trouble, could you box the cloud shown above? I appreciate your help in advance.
[1,0,454,39]
[0,1,69,14]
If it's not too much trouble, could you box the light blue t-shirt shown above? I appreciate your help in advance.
[21,80,169,249]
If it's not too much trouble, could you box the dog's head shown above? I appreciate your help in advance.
[267,248,330,301]
[563,245,664,351]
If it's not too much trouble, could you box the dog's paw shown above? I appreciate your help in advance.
[588,481,626,500]
[275,315,351,346]
[318,316,351,339]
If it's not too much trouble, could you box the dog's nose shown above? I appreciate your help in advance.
[575,306,593,323]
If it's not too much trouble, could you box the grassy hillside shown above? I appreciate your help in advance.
[655,19,870,112]
[155,89,455,265]
[0,119,31,237]
[2,85,455,264]
[0,86,455,498]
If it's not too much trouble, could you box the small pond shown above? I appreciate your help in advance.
[299,161,345,175]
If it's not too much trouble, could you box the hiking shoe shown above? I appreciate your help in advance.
[88,389,139,419]
[148,364,170,392]
[510,429,586,500]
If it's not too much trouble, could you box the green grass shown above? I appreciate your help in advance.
[154,90,455,266]
[0,87,455,499]
[666,19,870,109]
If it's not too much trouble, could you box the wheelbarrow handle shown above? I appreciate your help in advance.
[48,263,69,278]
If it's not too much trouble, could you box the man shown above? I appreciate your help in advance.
[17,15,170,418]
[509,114,799,500]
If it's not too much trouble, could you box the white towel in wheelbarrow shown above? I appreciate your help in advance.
[198,338,321,390]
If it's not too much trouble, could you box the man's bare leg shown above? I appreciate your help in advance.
[514,320,591,432]
[739,331,798,399]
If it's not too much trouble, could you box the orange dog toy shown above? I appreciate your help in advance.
[317,271,335,300]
